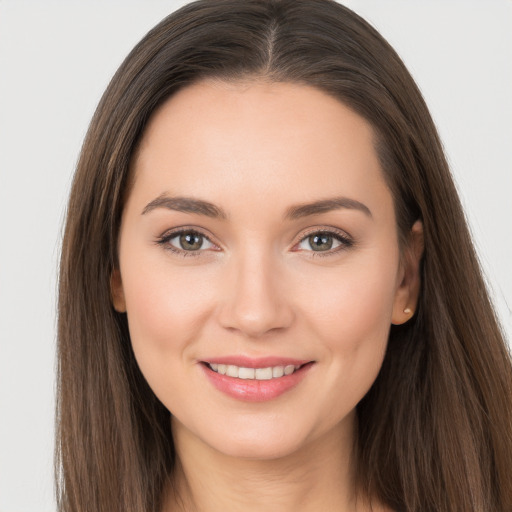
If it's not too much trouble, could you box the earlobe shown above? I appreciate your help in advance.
[391,220,424,325]
[110,268,127,313]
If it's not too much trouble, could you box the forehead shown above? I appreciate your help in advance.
[129,79,393,222]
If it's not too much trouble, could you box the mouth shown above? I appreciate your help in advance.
[200,359,315,402]
[205,362,305,380]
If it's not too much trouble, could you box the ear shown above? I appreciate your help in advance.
[110,268,127,313]
[391,220,424,325]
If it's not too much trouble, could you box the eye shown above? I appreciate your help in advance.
[296,230,353,254]
[157,229,216,255]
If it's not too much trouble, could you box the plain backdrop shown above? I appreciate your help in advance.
[0,1,510,510]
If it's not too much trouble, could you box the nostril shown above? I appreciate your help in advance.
[217,299,295,338]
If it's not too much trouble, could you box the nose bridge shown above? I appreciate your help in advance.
[218,242,293,337]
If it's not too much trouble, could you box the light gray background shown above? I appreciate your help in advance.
[0,1,510,510]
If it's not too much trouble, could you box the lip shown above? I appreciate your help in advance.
[203,356,311,368]
[200,357,315,402]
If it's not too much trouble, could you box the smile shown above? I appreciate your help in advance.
[207,363,301,380]
[201,358,314,402]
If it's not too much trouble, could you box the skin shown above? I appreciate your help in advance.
[112,80,423,512]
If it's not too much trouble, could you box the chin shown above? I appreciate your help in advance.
[212,435,305,461]
[194,417,319,461]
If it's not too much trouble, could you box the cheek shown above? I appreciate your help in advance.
[120,255,217,371]
[296,248,399,398]
[302,257,398,344]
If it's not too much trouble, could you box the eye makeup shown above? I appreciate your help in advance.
[155,225,355,259]
[155,227,218,258]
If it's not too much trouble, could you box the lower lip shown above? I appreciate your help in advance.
[201,363,314,402]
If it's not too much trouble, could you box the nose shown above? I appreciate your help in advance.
[217,250,294,338]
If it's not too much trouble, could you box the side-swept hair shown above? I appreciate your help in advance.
[57,1,512,511]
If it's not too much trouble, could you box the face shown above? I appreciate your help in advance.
[112,80,420,460]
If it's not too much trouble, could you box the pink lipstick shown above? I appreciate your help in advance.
[200,356,314,402]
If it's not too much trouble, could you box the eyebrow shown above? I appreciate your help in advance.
[284,197,372,220]
[142,194,372,220]
[142,194,228,218]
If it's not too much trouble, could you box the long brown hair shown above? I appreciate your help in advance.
[56,1,512,511]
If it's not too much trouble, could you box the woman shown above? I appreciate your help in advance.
[56,1,512,511]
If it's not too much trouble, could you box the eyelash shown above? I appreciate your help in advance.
[155,227,354,259]
[155,228,217,258]
[295,227,354,258]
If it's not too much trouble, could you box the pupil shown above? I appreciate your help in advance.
[180,232,202,250]
[310,233,332,251]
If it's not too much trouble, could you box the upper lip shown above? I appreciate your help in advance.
[201,356,313,368]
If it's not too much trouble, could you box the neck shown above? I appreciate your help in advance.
[163,413,374,512]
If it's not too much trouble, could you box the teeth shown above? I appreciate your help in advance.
[255,367,273,380]
[272,366,284,378]
[226,365,239,377]
[208,363,302,380]
[238,367,255,379]
[284,365,295,375]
